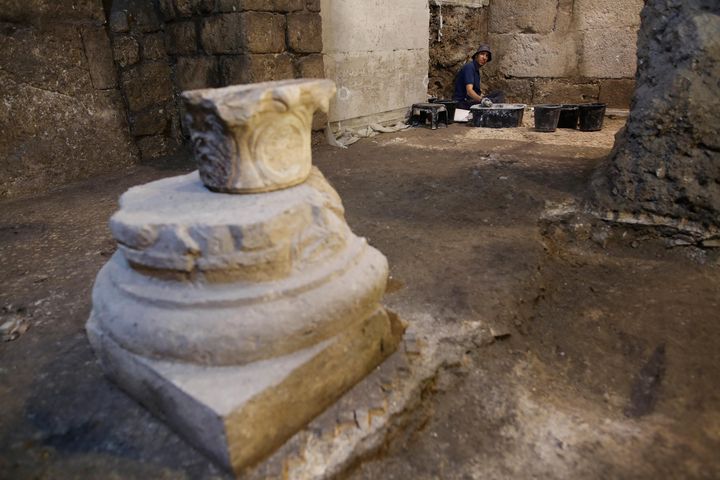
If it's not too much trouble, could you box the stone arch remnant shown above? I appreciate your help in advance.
[86,79,403,475]
[592,0,720,236]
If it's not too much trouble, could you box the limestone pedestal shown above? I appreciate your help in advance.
[86,79,402,475]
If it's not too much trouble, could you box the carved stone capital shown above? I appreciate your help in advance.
[181,79,336,193]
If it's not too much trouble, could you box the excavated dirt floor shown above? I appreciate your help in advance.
[1,117,719,479]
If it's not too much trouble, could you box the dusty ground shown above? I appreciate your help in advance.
[1,117,719,479]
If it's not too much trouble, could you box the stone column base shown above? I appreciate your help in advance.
[87,308,403,475]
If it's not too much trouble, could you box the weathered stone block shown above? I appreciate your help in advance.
[487,77,533,104]
[166,21,197,55]
[110,10,130,33]
[489,32,578,78]
[126,0,162,33]
[324,49,428,122]
[81,26,117,89]
[0,71,137,198]
[0,23,92,96]
[306,0,321,12]
[322,0,428,53]
[287,13,322,53]
[113,35,140,68]
[242,12,286,53]
[201,14,240,53]
[0,0,105,25]
[488,0,558,34]
[533,79,599,104]
[135,134,177,159]
[157,0,177,20]
[142,33,167,61]
[217,0,304,12]
[130,105,172,136]
[175,56,218,90]
[176,0,216,17]
[574,0,644,30]
[297,54,324,79]
[598,79,635,108]
[555,0,575,32]
[580,28,638,78]
[121,62,174,112]
[221,54,294,85]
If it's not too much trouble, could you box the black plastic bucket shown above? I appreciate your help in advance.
[557,104,579,129]
[533,104,562,132]
[432,99,458,124]
[469,104,526,128]
[578,103,606,131]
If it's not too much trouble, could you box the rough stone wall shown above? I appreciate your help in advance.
[109,0,325,160]
[0,1,138,198]
[321,0,429,126]
[429,0,643,107]
[592,0,720,228]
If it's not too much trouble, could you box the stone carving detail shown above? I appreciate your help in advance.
[182,79,335,193]
[87,79,401,475]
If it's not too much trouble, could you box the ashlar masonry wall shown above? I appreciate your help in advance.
[429,0,644,107]
[0,1,138,199]
[109,0,325,160]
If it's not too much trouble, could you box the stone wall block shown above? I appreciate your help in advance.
[486,77,533,104]
[580,28,638,78]
[122,62,174,112]
[136,134,177,159]
[201,13,244,54]
[297,54,325,79]
[217,0,304,12]
[574,0,645,30]
[0,23,93,96]
[175,56,219,90]
[242,12,287,54]
[555,0,575,32]
[490,32,578,78]
[533,79,599,104]
[1,1,105,25]
[110,11,130,33]
[158,0,177,21]
[113,35,140,68]
[166,21,197,55]
[287,13,322,53]
[323,0,429,53]
[131,105,172,136]
[220,54,294,85]
[126,0,162,33]
[598,79,635,108]
[81,26,117,90]
[176,0,216,17]
[324,49,428,122]
[1,74,137,198]
[306,0,321,12]
[143,33,167,61]
[489,0,558,34]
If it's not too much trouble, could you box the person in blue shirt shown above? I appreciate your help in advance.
[453,45,506,110]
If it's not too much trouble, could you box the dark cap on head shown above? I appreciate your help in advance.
[473,44,493,62]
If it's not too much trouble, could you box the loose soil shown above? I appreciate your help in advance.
[1,118,719,479]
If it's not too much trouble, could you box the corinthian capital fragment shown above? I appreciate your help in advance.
[182,79,336,193]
